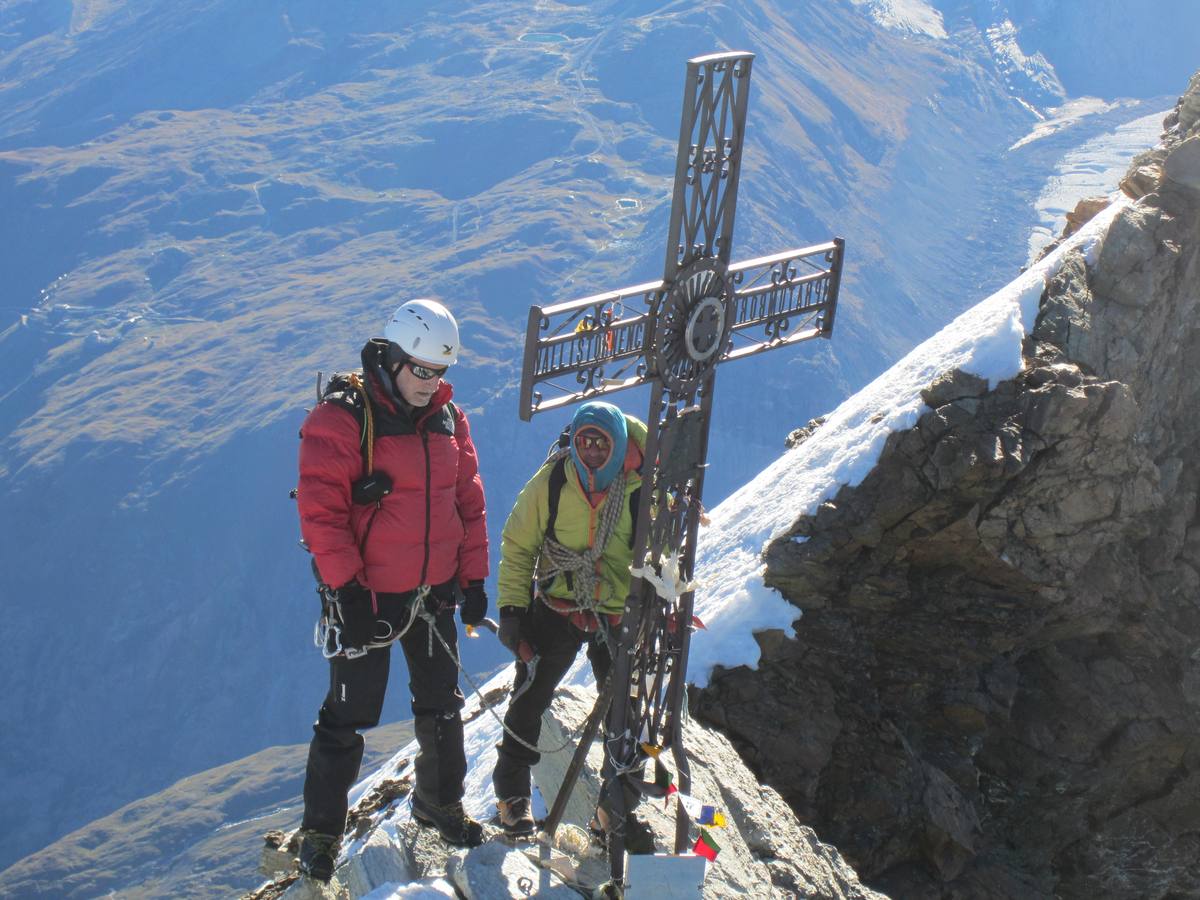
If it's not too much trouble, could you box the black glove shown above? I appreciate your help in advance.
[460,580,488,626]
[498,606,528,658]
[335,581,376,650]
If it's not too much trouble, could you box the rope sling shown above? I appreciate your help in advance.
[534,459,629,616]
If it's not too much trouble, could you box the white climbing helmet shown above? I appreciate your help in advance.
[384,298,460,366]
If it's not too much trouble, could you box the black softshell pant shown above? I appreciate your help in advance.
[302,588,465,837]
[492,602,615,802]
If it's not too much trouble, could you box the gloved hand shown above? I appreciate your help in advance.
[498,606,533,662]
[335,581,377,650]
[460,580,488,626]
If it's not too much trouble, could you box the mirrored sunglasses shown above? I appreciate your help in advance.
[574,432,610,451]
[406,360,448,381]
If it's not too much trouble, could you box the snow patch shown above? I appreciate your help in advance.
[1009,97,1137,151]
[986,20,1065,107]
[848,0,946,39]
[1026,110,1168,261]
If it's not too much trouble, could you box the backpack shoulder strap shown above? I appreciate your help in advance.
[546,456,568,542]
[627,485,640,549]
[321,371,371,477]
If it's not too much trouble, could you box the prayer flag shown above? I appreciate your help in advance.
[678,793,728,827]
[693,828,721,861]
[654,757,677,795]
[699,807,727,827]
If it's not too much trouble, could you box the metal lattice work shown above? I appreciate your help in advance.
[665,52,753,273]
[518,241,842,419]
[519,50,847,891]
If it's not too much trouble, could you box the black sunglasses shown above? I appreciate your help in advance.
[574,432,610,450]
[385,343,448,381]
[404,360,448,381]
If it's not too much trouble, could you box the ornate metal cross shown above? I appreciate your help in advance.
[518,51,844,889]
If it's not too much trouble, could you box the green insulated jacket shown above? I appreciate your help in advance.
[497,415,647,615]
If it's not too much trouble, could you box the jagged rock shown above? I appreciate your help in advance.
[346,773,412,841]
[391,820,461,883]
[1119,148,1165,199]
[1062,196,1110,236]
[694,68,1200,898]
[1176,71,1200,132]
[1163,135,1200,193]
[919,370,988,409]
[260,829,302,877]
[280,874,349,900]
[785,416,828,449]
[339,829,410,897]
[445,841,579,898]
[540,684,886,899]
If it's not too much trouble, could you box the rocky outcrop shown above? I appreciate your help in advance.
[257,681,883,899]
[693,72,1200,898]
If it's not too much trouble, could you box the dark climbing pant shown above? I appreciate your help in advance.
[301,589,465,837]
[492,602,615,802]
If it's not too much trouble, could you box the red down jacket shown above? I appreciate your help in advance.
[297,368,488,594]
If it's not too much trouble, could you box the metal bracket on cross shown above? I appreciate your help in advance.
[520,50,845,889]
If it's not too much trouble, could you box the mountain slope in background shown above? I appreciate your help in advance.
[1,0,1196,872]
[0,722,413,898]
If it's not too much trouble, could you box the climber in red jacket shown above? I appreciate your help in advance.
[294,298,489,881]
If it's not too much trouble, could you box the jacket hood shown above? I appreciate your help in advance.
[570,400,628,492]
[360,338,453,422]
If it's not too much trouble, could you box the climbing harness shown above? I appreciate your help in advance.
[313,583,427,660]
[315,580,578,756]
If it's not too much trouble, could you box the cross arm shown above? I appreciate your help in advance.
[517,238,844,420]
[722,237,845,363]
[518,278,663,420]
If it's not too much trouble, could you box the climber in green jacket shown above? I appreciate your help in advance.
[491,400,654,852]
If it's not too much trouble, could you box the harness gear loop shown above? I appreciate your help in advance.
[313,582,427,660]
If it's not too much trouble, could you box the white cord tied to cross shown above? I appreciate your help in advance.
[629,548,700,606]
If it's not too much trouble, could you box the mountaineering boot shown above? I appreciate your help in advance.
[497,796,536,836]
[298,830,340,882]
[410,710,478,844]
[411,793,485,846]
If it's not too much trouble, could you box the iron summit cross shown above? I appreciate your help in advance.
[518,51,845,887]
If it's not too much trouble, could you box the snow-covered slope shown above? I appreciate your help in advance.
[848,0,947,39]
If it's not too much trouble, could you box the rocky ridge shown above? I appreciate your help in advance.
[257,683,883,899]
[693,70,1200,898]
